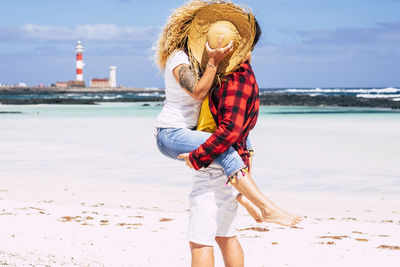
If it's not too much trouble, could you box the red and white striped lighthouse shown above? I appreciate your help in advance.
[76,41,84,81]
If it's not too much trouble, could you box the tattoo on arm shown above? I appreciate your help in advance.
[178,65,197,93]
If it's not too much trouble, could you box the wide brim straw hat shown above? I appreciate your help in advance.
[188,1,256,75]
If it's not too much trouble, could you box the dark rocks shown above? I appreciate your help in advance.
[0,111,23,114]
[259,94,400,109]
[1,87,399,109]
[0,99,97,105]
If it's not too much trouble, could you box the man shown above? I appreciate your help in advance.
[179,11,301,265]
[178,15,264,267]
[179,56,259,267]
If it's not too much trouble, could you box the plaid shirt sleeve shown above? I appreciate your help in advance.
[188,71,253,170]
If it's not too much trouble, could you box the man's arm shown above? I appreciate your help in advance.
[188,72,253,170]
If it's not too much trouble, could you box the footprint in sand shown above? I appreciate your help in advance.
[61,216,82,222]
[159,218,174,222]
[377,245,400,250]
[117,223,142,227]
[0,211,13,216]
[238,227,269,232]
[318,241,336,245]
[290,226,303,229]
[317,235,350,240]
[356,238,370,242]
[342,217,357,221]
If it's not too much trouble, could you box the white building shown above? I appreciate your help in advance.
[109,66,117,88]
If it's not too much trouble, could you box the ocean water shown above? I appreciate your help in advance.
[1,103,399,196]
[0,87,399,102]
[1,102,399,119]
[0,102,162,118]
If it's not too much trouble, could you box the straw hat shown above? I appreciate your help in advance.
[188,1,255,75]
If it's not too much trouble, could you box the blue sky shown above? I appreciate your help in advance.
[1,0,399,88]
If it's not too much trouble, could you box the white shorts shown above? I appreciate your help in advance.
[187,165,239,246]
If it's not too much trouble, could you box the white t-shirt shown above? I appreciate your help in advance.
[156,50,202,129]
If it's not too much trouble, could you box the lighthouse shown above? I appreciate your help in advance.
[76,41,84,81]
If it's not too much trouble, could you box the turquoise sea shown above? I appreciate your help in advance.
[1,102,400,118]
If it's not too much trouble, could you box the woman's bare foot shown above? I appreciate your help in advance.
[261,206,302,226]
[236,194,262,223]
[244,203,263,223]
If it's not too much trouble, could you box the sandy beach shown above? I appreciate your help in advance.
[1,104,399,266]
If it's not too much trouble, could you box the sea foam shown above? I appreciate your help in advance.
[285,87,400,94]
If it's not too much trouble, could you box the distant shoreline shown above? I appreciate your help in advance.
[0,86,164,94]
[0,87,399,109]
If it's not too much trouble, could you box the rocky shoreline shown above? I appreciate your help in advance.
[0,87,399,109]
[259,94,400,109]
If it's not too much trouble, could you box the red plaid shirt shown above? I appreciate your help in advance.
[189,62,259,169]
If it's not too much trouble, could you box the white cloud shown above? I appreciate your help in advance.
[1,24,159,41]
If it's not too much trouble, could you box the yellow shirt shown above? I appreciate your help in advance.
[196,95,217,133]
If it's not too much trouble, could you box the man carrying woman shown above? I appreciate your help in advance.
[154,1,302,266]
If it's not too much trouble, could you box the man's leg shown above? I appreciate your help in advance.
[215,236,244,267]
[189,242,214,267]
[213,168,243,267]
[188,168,222,267]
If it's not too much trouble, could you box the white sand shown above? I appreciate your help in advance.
[0,106,399,266]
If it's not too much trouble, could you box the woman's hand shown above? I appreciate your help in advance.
[177,153,194,169]
[173,35,234,101]
[206,35,234,67]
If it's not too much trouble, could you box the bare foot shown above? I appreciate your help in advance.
[262,206,302,226]
[244,203,263,223]
[237,194,262,223]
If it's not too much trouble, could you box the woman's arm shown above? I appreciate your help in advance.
[173,36,233,101]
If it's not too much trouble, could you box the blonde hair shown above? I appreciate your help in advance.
[155,0,255,83]
[155,0,209,71]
